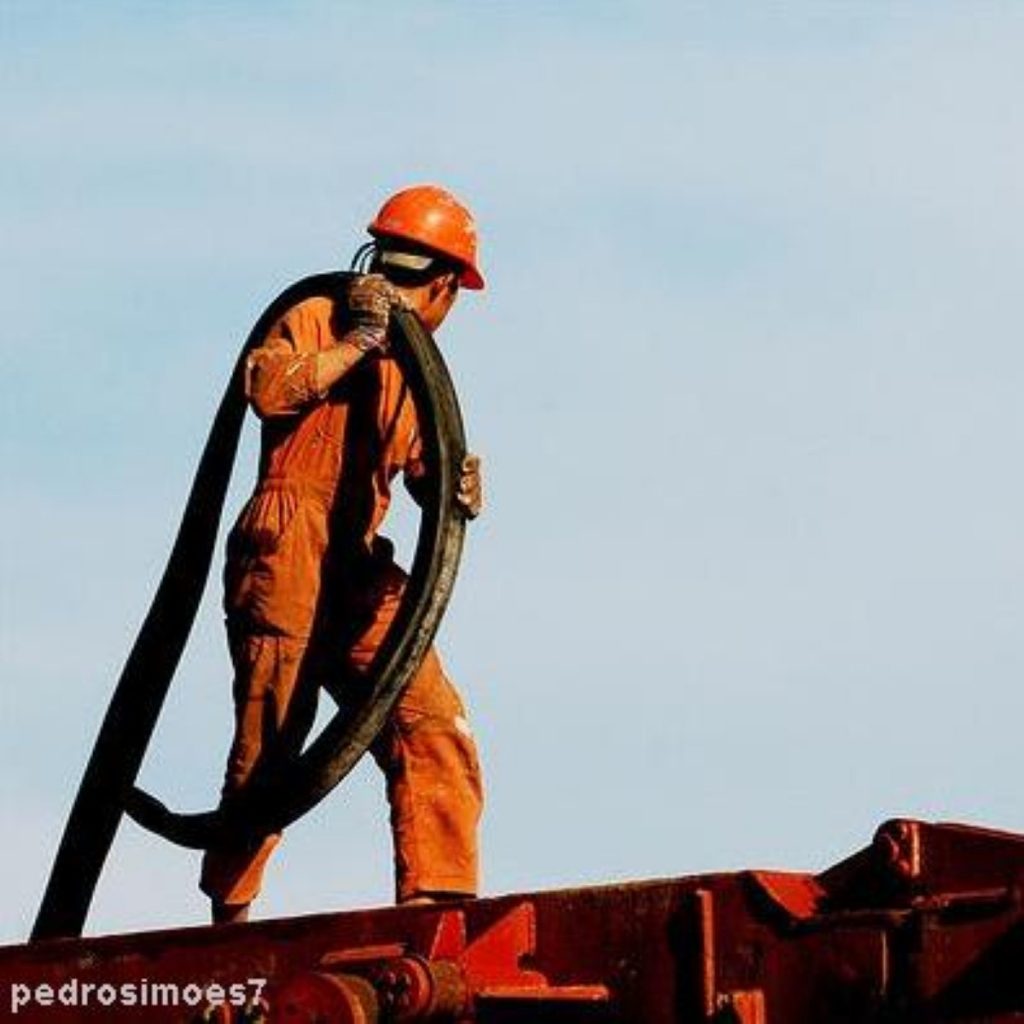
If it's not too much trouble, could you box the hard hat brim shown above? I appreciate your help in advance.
[369,226,485,291]
[459,265,485,291]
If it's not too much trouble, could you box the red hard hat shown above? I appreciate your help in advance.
[368,184,485,290]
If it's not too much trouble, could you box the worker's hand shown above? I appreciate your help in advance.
[456,453,483,519]
[345,274,404,354]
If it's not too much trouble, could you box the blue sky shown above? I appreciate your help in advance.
[3,3,1024,942]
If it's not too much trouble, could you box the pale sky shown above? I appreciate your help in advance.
[3,3,1024,943]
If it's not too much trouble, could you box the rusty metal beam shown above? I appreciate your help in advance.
[8,820,1024,1021]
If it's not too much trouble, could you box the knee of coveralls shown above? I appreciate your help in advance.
[200,632,318,906]
[351,561,484,902]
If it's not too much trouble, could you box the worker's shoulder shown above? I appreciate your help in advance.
[268,292,342,344]
[281,293,337,324]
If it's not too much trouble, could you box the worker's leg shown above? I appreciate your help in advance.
[373,650,484,902]
[200,631,317,916]
[345,562,484,903]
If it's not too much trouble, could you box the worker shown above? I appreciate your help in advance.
[199,185,486,924]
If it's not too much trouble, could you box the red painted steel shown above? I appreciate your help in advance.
[3,818,1024,1021]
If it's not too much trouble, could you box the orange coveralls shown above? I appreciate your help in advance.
[200,296,483,907]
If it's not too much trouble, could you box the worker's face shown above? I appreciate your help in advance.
[402,274,460,333]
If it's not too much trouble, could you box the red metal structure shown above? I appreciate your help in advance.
[3,817,1023,1021]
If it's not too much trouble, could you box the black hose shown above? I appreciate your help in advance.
[125,303,466,846]
[31,274,466,938]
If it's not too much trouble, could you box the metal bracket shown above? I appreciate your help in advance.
[275,901,610,1021]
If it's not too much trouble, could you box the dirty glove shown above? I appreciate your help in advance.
[456,453,484,519]
[345,273,401,355]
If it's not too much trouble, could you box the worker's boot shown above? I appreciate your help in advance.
[399,891,467,907]
[212,901,250,924]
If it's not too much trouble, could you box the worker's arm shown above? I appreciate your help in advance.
[246,281,394,419]
[245,337,366,418]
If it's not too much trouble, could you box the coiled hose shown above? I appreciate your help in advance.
[32,273,467,940]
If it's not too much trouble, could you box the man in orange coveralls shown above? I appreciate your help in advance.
[200,185,485,924]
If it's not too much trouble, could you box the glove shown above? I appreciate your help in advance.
[345,274,399,354]
[456,453,484,519]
